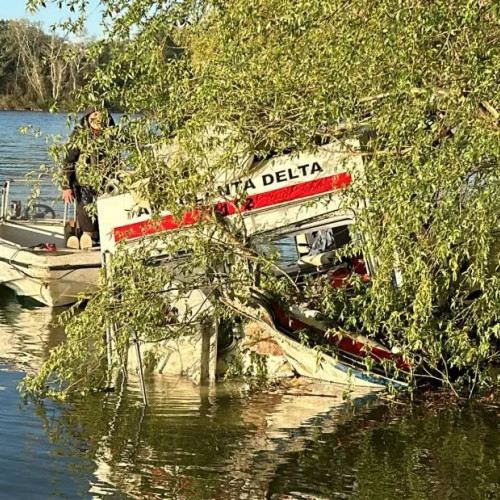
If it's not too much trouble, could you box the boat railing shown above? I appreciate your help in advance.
[0,178,75,224]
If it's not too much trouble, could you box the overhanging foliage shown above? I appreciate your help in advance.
[22,0,500,397]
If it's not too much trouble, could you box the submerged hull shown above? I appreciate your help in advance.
[270,326,408,390]
[251,292,410,390]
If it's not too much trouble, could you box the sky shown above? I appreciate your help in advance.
[0,0,103,38]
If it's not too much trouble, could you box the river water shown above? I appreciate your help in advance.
[0,110,499,499]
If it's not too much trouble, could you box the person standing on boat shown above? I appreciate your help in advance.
[61,108,116,250]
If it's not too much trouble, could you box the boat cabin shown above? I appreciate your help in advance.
[97,137,366,264]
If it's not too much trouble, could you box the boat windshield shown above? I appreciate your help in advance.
[253,222,353,273]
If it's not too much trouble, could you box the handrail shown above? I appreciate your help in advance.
[126,324,148,406]
[1,181,10,220]
[0,178,67,222]
[4,177,58,185]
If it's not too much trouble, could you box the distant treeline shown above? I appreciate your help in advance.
[0,19,107,111]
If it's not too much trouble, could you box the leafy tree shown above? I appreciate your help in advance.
[22,0,500,397]
[0,19,101,109]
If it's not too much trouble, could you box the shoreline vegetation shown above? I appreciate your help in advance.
[0,95,73,112]
[0,18,109,114]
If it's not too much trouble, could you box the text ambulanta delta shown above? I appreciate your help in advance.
[220,161,324,197]
[131,161,326,217]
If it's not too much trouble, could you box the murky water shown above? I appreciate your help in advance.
[0,111,499,499]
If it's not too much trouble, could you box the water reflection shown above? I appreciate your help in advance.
[38,376,376,499]
[0,280,498,499]
[0,285,66,372]
[34,375,500,499]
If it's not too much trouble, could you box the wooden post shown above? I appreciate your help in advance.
[199,319,218,385]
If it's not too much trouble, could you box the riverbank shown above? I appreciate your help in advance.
[0,95,80,112]
[0,95,46,112]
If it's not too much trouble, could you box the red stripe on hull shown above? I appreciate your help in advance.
[269,302,410,371]
[114,172,352,242]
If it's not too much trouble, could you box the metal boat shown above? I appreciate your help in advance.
[0,179,101,306]
[248,290,410,390]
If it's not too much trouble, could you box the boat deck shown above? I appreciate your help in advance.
[0,219,102,270]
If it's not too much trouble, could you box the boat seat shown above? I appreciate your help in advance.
[298,249,338,268]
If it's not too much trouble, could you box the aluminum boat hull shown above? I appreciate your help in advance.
[0,220,101,306]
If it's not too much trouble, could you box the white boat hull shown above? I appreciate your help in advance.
[271,328,404,389]
[246,292,410,390]
[0,259,100,306]
[0,220,101,306]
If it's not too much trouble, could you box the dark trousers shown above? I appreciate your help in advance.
[74,185,98,234]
